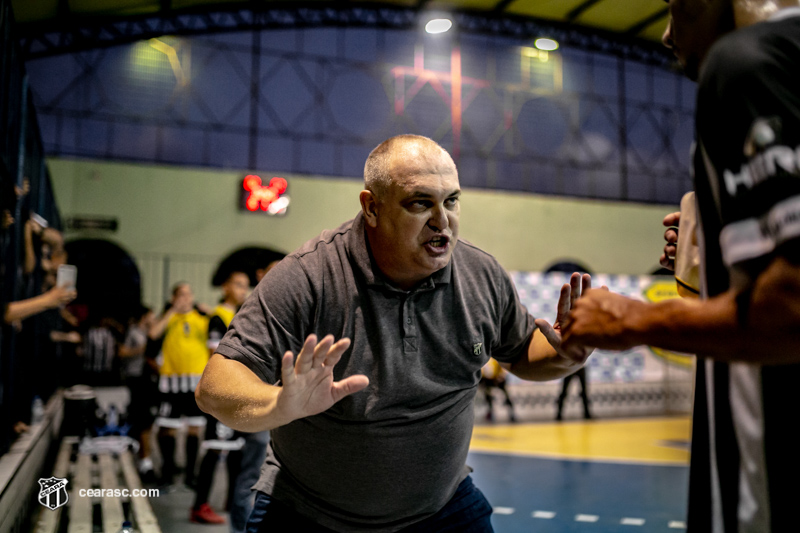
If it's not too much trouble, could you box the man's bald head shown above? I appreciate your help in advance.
[363,135,456,200]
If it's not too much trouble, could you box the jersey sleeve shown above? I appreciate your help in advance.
[697,30,800,276]
[215,256,314,384]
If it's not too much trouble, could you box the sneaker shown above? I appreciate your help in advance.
[190,503,226,524]
[139,458,156,484]
[138,457,154,473]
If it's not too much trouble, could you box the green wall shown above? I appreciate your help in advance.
[48,157,678,306]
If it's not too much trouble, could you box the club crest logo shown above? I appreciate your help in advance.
[38,477,69,511]
[473,343,483,356]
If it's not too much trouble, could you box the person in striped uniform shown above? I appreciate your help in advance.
[563,1,800,530]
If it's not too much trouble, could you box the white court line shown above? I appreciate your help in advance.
[621,517,645,526]
[532,511,556,519]
[575,514,600,522]
[669,521,687,529]
[493,507,515,515]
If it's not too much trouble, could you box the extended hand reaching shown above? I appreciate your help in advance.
[534,272,601,364]
[276,334,369,423]
[562,289,645,353]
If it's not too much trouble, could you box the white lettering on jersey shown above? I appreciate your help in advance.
[723,145,800,196]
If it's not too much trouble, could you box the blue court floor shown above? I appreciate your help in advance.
[466,415,691,533]
[470,452,688,532]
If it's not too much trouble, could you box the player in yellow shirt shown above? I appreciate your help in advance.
[149,282,209,488]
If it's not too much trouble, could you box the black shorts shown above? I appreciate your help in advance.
[156,391,205,427]
[202,412,244,451]
[126,374,158,433]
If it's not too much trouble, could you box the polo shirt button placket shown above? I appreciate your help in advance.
[402,296,417,353]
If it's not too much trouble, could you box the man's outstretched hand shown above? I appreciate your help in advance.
[534,272,601,364]
[276,334,369,423]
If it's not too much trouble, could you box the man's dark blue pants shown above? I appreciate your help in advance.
[246,475,494,532]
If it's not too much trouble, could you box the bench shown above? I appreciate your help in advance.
[34,437,161,533]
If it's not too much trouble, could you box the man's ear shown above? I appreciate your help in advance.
[360,190,379,228]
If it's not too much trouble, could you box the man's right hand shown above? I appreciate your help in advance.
[275,334,369,424]
[659,211,680,271]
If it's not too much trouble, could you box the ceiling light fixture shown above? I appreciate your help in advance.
[534,38,559,51]
[425,18,453,34]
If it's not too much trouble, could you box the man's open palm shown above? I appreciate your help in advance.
[276,334,369,423]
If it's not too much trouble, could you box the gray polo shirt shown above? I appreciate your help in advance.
[217,213,535,532]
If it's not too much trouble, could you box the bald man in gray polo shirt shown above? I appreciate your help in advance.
[196,134,594,532]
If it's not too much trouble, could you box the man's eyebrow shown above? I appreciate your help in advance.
[403,189,461,200]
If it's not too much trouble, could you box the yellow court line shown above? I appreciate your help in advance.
[470,417,691,465]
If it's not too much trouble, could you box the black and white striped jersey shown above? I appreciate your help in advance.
[689,8,800,533]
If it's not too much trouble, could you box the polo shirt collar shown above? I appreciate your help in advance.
[348,212,452,292]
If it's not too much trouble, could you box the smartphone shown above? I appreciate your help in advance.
[56,264,77,291]
[30,212,49,228]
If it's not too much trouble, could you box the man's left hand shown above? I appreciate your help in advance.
[562,289,645,353]
[535,272,597,364]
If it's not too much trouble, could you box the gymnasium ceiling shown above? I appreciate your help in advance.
[12,0,671,44]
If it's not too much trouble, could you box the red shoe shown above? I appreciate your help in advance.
[190,503,226,524]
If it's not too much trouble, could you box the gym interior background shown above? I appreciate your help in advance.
[1,1,696,531]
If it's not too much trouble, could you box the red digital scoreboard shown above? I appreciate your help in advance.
[239,175,290,215]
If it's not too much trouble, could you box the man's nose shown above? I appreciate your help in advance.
[662,18,674,49]
[428,205,449,232]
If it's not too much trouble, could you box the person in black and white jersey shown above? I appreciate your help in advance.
[562,1,800,531]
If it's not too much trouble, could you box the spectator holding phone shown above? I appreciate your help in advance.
[150,283,210,489]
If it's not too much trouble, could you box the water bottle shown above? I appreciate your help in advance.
[108,404,119,428]
[31,396,45,424]
[116,520,134,533]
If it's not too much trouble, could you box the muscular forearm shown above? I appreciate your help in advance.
[506,329,583,381]
[624,258,800,364]
[195,353,294,432]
